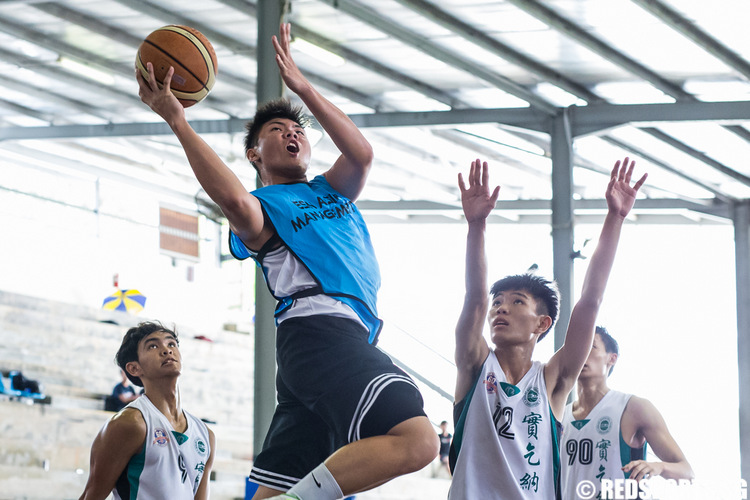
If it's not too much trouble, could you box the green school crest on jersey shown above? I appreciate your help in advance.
[523,386,541,407]
[597,416,612,434]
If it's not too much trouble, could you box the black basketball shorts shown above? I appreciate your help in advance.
[248,315,427,491]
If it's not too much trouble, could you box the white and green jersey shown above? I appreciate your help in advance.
[449,355,562,500]
[561,390,646,500]
[113,395,211,500]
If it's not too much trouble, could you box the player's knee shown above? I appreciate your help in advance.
[395,419,439,472]
[409,429,440,472]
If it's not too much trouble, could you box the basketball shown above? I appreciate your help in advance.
[136,25,218,108]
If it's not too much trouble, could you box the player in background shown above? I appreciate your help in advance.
[561,326,694,500]
[80,321,215,500]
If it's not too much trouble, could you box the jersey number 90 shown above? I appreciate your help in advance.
[566,438,593,465]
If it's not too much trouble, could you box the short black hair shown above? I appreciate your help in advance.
[243,98,311,172]
[115,321,178,387]
[595,325,619,376]
[489,274,560,341]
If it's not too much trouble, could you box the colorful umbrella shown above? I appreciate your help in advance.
[102,289,147,314]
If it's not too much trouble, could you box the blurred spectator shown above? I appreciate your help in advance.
[105,369,139,412]
[433,420,452,478]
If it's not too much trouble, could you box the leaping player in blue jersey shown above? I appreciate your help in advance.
[136,22,437,500]
[449,158,646,499]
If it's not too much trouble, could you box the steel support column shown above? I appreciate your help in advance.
[253,0,288,458]
[734,200,750,482]
[550,110,574,351]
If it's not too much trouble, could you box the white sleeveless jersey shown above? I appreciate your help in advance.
[113,395,211,500]
[449,355,562,500]
[561,390,646,500]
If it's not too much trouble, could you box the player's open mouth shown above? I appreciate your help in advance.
[493,319,509,327]
[286,142,299,153]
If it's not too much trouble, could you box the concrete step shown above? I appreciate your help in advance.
[0,463,249,500]
[0,301,254,427]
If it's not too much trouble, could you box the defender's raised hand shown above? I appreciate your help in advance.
[458,159,501,224]
[607,157,647,219]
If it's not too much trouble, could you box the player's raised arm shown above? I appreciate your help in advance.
[454,159,500,402]
[135,63,266,249]
[546,158,647,416]
[621,397,694,481]
[272,23,373,201]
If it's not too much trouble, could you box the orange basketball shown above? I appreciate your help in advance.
[136,25,218,108]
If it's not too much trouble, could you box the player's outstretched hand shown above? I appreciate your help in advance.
[458,159,500,224]
[135,62,184,124]
[272,23,312,96]
[606,157,647,219]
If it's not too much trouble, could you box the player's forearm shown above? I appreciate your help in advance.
[657,460,695,480]
[464,220,489,300]
[296,85,373,170]
[454,221,490,364]
[558,211,625,372]
[170,119,251,216]
[578,211,625,306]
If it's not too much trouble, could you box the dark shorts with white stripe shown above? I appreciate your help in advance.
[249,315,426,491]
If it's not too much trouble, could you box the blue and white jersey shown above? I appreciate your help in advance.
[230,175,383,343]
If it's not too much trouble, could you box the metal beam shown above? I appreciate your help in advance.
[350,107,551,131]
[361,212,730,226]
[571,100,750,137]
[0,119,245,141]
[7,99,750,141]
[356,198,731,220]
